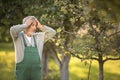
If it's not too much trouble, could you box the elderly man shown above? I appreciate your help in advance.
[10,16,56,80]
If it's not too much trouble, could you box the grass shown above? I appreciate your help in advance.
[0,51,15,80]
[69,57,120,80]
[0,43,120,80]
[0,42,14,51]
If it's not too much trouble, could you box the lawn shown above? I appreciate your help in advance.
[69,57,120,80]
[0,43,120,80]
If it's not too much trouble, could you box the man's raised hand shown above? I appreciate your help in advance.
[24,18,34,27]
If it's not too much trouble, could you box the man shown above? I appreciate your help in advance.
[10,16,56,80]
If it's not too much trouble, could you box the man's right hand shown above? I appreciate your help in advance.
[24,18,33,27]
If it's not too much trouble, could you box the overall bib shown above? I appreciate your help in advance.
[16,34,41,80]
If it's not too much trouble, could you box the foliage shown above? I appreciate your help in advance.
[93,0,120,22]
[1,0,120,80]
[71,0,120,59]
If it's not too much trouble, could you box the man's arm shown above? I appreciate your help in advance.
[10,24,28,41]
[10,18,33,41]
[36,19,56,42]
[41,25,56,42]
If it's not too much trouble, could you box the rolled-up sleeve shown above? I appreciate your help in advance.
[10,24,28,41]
[41,25,56,42]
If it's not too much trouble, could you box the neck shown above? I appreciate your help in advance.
[24,30,31,37]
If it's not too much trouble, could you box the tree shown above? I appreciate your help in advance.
[0,0,43,42]
[42,0,87,80]
[0,0,25,42]
[1,0,120,80]
[68,1,120,80]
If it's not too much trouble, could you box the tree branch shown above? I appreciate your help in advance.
[108,30,120,37]
[67,48,99,61]
[89,20,100,36]
[46,42,61,67]
[51,46,62,67]
[63,30,77,34]
[103,57,120,63]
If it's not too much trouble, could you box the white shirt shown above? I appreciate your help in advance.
[25,34,32,44]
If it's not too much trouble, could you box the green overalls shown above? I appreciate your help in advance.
[16,34,41,80]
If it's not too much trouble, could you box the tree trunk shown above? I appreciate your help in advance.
[60,54,71,80]
[51,47,71,80]
[60,62,69,80]
[42,50,49,76]
[98,53,104,80]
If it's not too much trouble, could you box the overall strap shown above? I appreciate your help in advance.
[22,33,27,47]
[33,35,37,48]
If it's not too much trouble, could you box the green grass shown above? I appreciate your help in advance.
[0,51,15,80]
[69,57,120,80]
[0,42,14,51]
[0,43,120,80]
[0,51,120,80]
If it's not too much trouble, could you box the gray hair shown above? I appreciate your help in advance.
[22,16,36,24]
